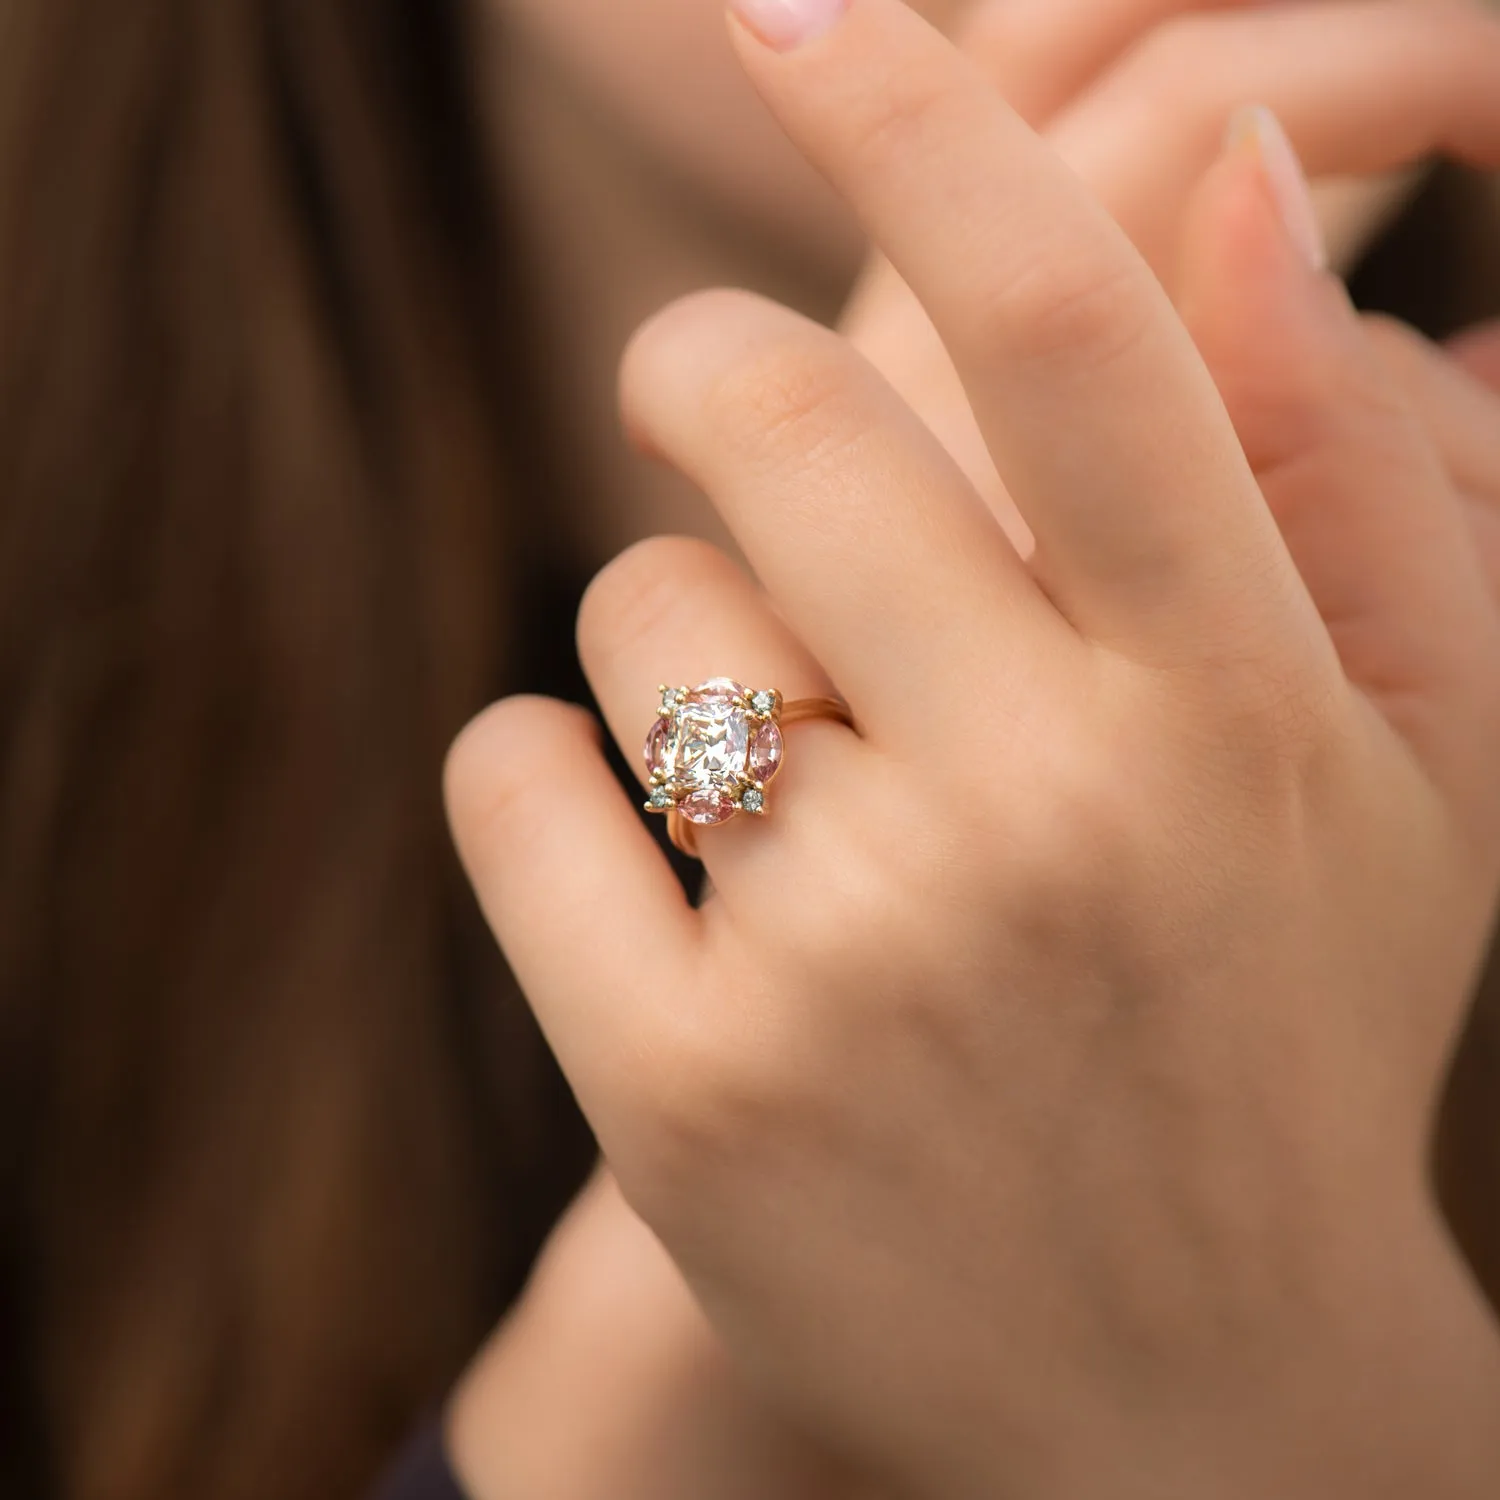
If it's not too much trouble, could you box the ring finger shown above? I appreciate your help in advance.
[578,533,864,886]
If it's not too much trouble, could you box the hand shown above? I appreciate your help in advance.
[1364,316,1500,608]
[845,0,1500,523]
[448,0,1500,1493]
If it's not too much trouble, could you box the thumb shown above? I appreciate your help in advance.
[1177,105,1496,808]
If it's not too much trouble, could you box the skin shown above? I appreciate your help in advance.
[451,0,1500,1494]
[480,0,1493,564]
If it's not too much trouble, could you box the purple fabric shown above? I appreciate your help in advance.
[368,1421,469,1500]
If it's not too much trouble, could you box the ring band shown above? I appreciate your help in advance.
[643,678,855,860]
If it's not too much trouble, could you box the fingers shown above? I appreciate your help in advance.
[1365,317,1500,507]
[619,288,1055,733]
[727,0,1297,662]
[576,534,861,880]
[957,0,1256,126]
[445,697,699,1103]
[841,0,1273,524]
[1051,0,1500,276]
[1449,320,1500,396]
[1176,109,1497,809]
[1366,317,1500,598]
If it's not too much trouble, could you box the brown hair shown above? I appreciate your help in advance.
[0,6,1496,1500]
[0,3,590,1498]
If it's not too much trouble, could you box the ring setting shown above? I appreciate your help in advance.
[645,678,785,828]
[643,678,853,857]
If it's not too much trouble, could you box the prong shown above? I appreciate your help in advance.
[645,783,678,815]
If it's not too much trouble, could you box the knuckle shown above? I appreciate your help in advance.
[443,697,586,864]
[577,535,728,662]
[845,59,968,180]
[619,286,798,444]
[975,248,1154,374]
[1011,739,1134,885]
[1202,655,1347,804]
[616,1012,786,1219]
[701,331,865,475]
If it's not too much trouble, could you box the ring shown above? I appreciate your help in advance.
[643,678,855,859]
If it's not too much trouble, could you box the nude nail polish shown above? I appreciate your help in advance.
[1227,105,1329,272]
[728,0,851,52]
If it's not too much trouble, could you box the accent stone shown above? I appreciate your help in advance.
[680,788,738,825]
[750,690,777,717]
[740,787,765,814]
[695,677,748,704]
[644,717,673,780]
[749,720,783,782]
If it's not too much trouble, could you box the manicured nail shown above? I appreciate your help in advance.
[728,0,851,52]
[1226,104,1328,272]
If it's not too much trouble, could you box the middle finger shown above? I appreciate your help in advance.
[726,0,1299,663]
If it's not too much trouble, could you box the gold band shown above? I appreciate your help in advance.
[776,695,857,731]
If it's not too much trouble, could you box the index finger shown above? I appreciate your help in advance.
[728,0,1311,665]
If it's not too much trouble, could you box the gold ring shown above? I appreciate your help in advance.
[643,678,855,860]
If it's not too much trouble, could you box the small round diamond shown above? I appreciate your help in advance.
[660,687,684,713]
[750,690,777,717]
[647,787,674,812]
[741,787,765,814]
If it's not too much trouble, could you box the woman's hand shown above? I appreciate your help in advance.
[845,0,1500,522]
[444,2,1500,1500]
[448,0,1500,1494]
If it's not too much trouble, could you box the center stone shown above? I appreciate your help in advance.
[676,697,751,788]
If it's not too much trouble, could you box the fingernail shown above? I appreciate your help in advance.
[728,0,851,52]
[1226,104,1328,273]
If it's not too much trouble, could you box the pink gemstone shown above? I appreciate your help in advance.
[749,720,783,783]
[679,788,738,826]
[644,717,672,778]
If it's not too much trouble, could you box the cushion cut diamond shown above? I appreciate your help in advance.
[677,699,750,787]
